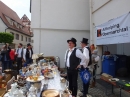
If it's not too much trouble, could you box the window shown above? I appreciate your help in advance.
[10,19,13,25]
[17,24,19,28]
[28,38,31,42]
[10,32,14,35]
[21,35,23,41]
[31,40,34,43]
[26,37,27,42]
[16,34,19,40]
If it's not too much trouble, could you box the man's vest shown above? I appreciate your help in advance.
[66,48,80,70]
[86,47,92,66]
[26,48,33,59]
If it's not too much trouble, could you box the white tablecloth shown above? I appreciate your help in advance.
[37,71,66,97]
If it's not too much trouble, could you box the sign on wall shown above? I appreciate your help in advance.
[96,12,130,45]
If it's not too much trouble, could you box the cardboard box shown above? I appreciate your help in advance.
[0,76,3,82]
[0,82,7,88]
[101,73,113,81]
[0,74,11,82]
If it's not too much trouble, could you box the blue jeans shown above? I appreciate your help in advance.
[26,58,33,65]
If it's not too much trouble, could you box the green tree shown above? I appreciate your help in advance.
[0,32,14,44]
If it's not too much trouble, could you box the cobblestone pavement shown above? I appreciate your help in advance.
[77,75,130,97]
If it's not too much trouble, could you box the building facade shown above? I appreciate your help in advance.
[21,14,33,46]
[30,0,90,68]
[0,1,32,48]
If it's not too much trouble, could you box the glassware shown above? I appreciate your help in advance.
[27,85,37,97]
[65,81,69,89]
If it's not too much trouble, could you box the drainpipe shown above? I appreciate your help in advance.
[89,0,93,44]
[5,28,9,32]
[39,0,41,54]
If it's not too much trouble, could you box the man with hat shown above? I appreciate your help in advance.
[15,43,24,73]
[65,37,86,97]
[80,38,92,97]
[23,43,33,65]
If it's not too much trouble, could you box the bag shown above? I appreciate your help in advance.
[79,68,91,84]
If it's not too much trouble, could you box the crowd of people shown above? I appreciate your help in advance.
[65,37,99,97]
[0,43,33,74]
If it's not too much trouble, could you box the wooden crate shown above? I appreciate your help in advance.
[0,88,6,97]
[0,82,7,88]
[0,76,3,82]
[0,74,11,82]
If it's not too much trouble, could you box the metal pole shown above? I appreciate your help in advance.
[39,0,41,54]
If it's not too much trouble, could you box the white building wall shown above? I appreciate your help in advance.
[90,0,130,74]
[33,29,90,68]
[31,0,90,30]
[31,0,90,68]
[0,18,7,32]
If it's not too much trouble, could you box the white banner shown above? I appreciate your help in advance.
[96,12,130,45]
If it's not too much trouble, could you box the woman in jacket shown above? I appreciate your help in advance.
[1,44,11,71]
[91,48,99,87]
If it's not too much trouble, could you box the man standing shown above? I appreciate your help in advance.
[23,43,33,65]
[80,38,92,97]
[65,38,86,97]
[15,43,24,73]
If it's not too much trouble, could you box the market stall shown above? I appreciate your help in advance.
[95,12,130,95]
[0,54,69,97]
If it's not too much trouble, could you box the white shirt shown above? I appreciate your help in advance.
[15,48,23,58]
[23,49,32,61]
[64,47,86,68]
[83,46,90,68]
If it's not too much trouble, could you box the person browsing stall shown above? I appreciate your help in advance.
[80,38,92,97]
[65,37,86,97]
[23,43,33,65]
[15,43,24,73]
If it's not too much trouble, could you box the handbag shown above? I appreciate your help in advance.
[79,68,91,84]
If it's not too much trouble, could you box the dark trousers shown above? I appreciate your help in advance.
[67,68,78,96]
[83,81,90,95]
[16,58,22,73]
[93,64,97,82]
[26,58,33,65]
[2,61,11,71]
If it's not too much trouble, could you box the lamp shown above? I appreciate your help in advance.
[32,54,39,64]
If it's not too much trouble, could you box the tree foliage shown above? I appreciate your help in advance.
[0,32,14,43]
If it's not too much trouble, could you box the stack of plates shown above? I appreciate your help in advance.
[109,78,119,82]
[42,89,59,97]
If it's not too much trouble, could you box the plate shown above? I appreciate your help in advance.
[44,73,53,79]
[109,78,119,82]
[42,89,59,97]
[26,76,44,82]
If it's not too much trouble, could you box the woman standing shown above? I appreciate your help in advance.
[1,44,11,71]
[91,48,99,87]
